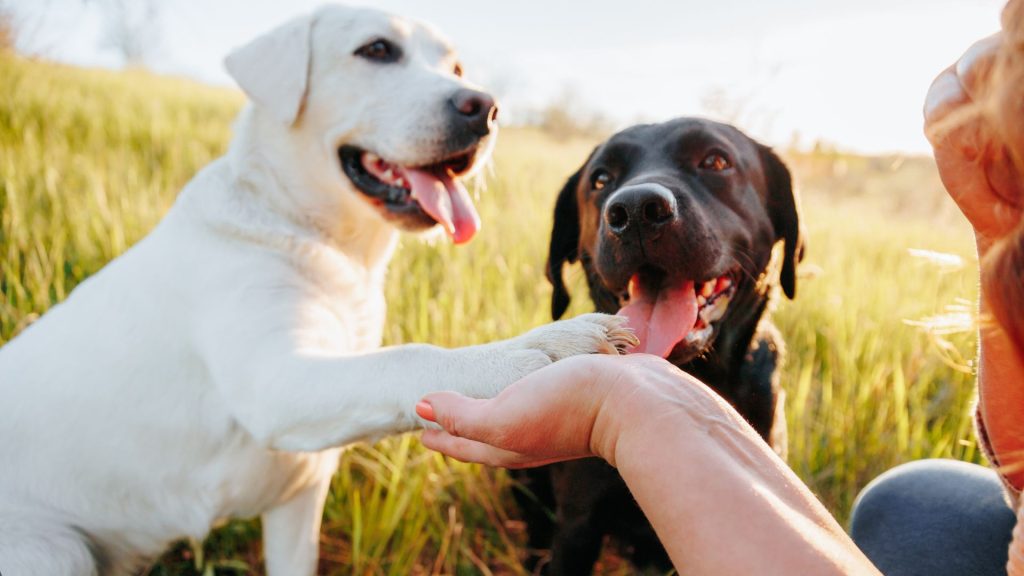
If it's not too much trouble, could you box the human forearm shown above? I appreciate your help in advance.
[419,355,880,574]
[608,384,879,575]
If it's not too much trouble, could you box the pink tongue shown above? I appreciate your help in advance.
[401,168,481,244]
[616,279,698,358]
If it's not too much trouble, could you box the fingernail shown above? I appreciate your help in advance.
[924,69,964,122]
[416,401,436,422]
[956,33,1001,82]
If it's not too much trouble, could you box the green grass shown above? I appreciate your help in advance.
[0,54,983,574]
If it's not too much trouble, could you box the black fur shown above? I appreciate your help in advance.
[548,167,584,320]
[515,118,802,575]
[761,145,802,300]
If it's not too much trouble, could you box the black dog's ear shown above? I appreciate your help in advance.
[759,146,804,300]
[547,166,585,319]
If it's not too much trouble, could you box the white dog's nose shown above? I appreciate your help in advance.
[449,89,498,137]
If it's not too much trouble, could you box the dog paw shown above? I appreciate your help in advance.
[518,313,638,362]
[456,315,636,399]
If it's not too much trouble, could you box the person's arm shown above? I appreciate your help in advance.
[607,373,876,574]
[417,354,880,575]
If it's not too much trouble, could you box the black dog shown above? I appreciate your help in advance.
[513,117,802,575]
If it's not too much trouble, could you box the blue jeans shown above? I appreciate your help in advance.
[850,459,1016,576]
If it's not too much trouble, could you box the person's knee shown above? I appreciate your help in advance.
[852,460,954,537]
[852,459,1011,532]
[850,459,1014,576]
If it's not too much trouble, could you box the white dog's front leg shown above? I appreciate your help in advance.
[261,477,333,576]
[200,288,633,452]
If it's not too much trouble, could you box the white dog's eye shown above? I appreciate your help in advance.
[354,39,402,63]
[453,62,464,78]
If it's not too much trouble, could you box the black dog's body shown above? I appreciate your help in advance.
[514,118,801,575]
[514,327,787,574]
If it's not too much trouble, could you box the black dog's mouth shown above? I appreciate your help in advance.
[615,265,738,359]
[338,145,480,244]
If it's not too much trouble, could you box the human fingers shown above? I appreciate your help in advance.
[416,391,500,443]
[924,66,968,129]
[420,429,531,467]
[419,356,625,460]
[922,51,1020,242]
[956,33,1002,103]
[418,365,593,450]
[420,429,581,468]
[923,34,1000,142]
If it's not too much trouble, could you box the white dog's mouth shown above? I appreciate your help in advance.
[339,145,481,244]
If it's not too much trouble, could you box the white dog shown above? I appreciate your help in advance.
[0,5,632,575]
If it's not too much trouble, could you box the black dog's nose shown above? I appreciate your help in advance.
[604,185,676,236]
[449,89,498,137]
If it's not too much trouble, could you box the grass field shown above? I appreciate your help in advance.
[0,53,984,575]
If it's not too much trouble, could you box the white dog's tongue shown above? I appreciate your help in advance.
[616,277,698,358]
[403,168,480,244]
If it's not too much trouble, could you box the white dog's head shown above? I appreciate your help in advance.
[225,5,498,244]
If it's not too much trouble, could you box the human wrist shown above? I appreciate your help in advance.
[588,357,711,467]
[586,361,661,466]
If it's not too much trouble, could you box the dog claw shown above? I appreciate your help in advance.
[607,325,640,355]
[521,314,639,362]
[580,313,639,356]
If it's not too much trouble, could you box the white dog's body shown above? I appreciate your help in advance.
[0,6,628,575]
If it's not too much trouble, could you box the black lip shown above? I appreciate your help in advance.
[338,144,477,202]
[339,146,415,206]
[337,145,438,230]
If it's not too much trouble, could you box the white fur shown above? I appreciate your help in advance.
[225,14,313,126]
[0,5,628,575]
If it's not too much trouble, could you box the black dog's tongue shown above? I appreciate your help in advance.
[616,275,698,357]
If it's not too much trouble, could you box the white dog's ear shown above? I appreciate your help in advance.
[225,14,315,126]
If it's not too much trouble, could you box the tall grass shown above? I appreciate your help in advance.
[0,54,981,574]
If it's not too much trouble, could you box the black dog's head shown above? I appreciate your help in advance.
[547,117,802,364]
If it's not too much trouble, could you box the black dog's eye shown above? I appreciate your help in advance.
[592,170,613,191]
[453,62,464,77]
[700,152,733,172]
[354,39,402,63]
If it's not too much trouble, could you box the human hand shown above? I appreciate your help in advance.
[418,355,880,576]
[925,9,1024,249]
[416,353,737,468]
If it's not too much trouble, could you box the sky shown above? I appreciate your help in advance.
[7,0,1008,154]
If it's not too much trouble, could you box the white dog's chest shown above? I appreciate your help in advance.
[297,260,389,353]
[325,280,387,351]
[297,240,395,356]
[200,430,341,520]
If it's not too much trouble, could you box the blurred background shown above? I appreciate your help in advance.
[0,1,1007,574]
[2,0,1006,153]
